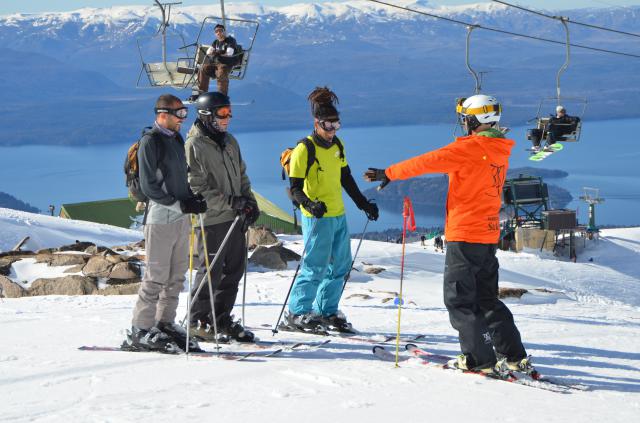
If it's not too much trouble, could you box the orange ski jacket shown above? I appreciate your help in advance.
[385,132,514,244]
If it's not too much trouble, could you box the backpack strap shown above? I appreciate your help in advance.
[301,136,317,178]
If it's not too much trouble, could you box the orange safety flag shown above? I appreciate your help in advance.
[402,197,416,232]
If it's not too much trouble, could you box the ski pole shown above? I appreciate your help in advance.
[198,213,221,352]
[271,217,319,335]
[185,214,196,356]
[242,228,249,325]
[395,197,416,367]
[340,218,370,296]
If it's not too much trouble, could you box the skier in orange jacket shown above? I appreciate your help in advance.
[365,94,532,375]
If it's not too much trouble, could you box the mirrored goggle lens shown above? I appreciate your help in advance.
[319,120,341,131]
[156,107,188,119]
[214,106,232,120]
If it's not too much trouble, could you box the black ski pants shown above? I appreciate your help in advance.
[190,219,246,328]
[443,241,527,368]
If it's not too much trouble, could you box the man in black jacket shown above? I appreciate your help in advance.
[197,24,239,96]
[123,94,207,353]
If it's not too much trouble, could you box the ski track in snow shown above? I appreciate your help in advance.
[1,209,640,421]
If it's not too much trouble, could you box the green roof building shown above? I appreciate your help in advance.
[60,191,300,234]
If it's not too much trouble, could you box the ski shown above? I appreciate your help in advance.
[270,324,428,345]
[78,345,282,361]
[528,143,563,162]
[215,339,332,352]
[404,344,588,393]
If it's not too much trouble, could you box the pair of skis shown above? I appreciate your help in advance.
[79,339,331,361]
[372,343,589,393]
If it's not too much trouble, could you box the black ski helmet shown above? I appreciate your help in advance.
[196,92,231,116]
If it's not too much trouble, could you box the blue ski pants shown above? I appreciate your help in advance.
[288,214,352,316]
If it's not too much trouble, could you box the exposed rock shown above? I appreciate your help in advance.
[105,254,126,264]
[0,275,26,298]
[64,264,85,274]
[248,227,279,249]
[82,256,113,278]
[35,253,88,267]
[364,266,385,275]
[278,243,301,262]
[105,277,140,285]
[108,262,140,280]
[28,275,98,296]
[345,293,374,300]
[111,239,145,252]
[35,248,56,254]
[84,245,116,255]
[100,282,141,296]
[59,241,96,252]
[249,245,287,270]
[0,250,35,259]
[499,287,528,299]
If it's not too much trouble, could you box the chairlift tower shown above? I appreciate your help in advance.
[579,187,604,234]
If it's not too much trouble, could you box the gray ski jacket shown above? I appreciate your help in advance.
[185,123,255,226]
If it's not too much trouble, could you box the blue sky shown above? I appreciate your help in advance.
[1,0,639,14]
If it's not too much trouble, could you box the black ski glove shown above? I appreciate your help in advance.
[362,200,379,221]
[242,201,261,232]
[180,194,207,214]
[229,196,248,212]
[364,168,390,190]
[304,200,327,218]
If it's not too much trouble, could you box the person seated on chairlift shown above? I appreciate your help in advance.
[546,105,580,144]
[196,24,239,97]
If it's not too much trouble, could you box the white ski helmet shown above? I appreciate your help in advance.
[456,94,501,132]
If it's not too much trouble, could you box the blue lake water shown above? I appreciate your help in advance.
[1,118,639,232]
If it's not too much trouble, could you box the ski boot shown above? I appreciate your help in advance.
[121,326,182,354]
[189,320,230,343]
[319,311,357,334]
[157,321,204,352]
[220,317,255,343]
[447,354,502,375]
[496,355,538,378]
[279,312,328,335]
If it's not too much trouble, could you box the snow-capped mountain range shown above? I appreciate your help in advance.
[1,1,639,145]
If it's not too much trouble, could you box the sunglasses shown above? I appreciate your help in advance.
[318,119,341,131]
[215,112,233,120]
[155,107,188,119]
[214,28,225,33]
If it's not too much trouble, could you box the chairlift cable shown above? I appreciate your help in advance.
[492,0,640,39]
[365,0,640,59]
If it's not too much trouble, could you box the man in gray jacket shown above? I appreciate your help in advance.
[185,91,260,343]
[123,94,207,353]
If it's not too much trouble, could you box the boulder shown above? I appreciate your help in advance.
[84,246,116,255]
[499,287,528,299]
[105,254,126,264]
[82,256,113,278]
[64,264,85,274]
[277,243,301,262]
[0,275,26,298]
[105,277,140,285]
[35,253,87,267]
[28,275,98,296]
[59,241,96,252]
[248,227,279,249]
[364,267,385,275]
[108,262,140,280]
[249,245,287,270]
[100,282,141,296]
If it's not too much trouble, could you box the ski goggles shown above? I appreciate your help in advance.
[214,107,233,120]
[155,107,188,119]
[318,119,341,131]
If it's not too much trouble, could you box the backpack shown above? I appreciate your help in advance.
[279,136,345,207]
[124,128,163,203]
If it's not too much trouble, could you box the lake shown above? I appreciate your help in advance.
[1,118,639,232]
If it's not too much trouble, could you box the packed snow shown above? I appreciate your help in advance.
[1,208,639,422]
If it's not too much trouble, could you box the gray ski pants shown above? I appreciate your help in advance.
[131,216,190,329]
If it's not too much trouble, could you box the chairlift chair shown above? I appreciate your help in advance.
[526,17,587,150]
[176,16,259,85]
[136,1,197,89]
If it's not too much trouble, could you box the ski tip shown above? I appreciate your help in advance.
[405,343,417,351]
[372,345,385,354]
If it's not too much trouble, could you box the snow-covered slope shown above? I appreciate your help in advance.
[0,208,140,253]
[1,209,639,421]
